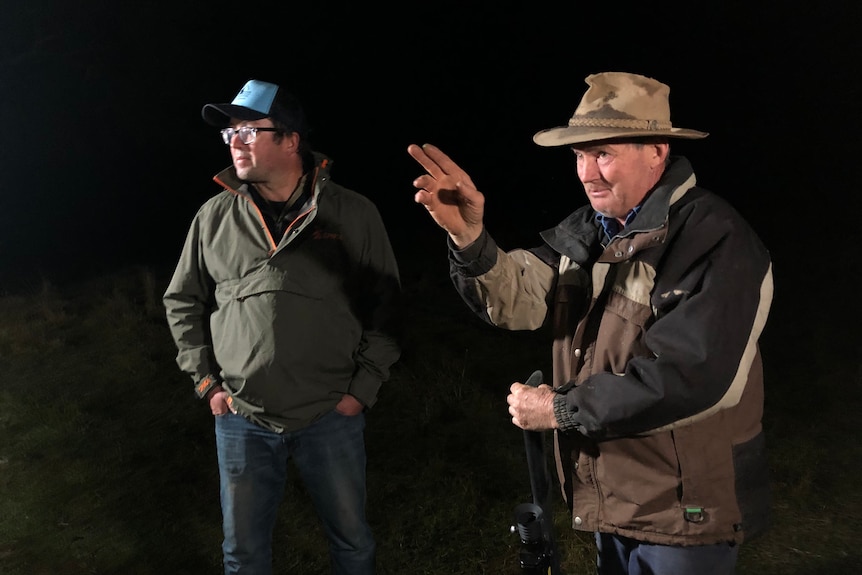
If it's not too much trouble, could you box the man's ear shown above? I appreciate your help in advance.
[653,143,670,166]
[284,131,301,151]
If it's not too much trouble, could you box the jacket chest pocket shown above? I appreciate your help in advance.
[577,260,656,378]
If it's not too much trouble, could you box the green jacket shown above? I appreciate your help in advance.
[163,152,402,432]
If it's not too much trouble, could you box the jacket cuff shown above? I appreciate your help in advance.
[553,393,580,433]
[195,375,221,399]
[447,228,498,277]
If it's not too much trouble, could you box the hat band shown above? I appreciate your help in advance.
[568,117,672,131]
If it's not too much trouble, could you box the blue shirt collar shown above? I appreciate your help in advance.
[595,205,642,242]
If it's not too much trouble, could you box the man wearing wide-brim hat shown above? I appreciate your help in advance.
[408,71,773,575]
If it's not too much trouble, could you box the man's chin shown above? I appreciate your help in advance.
[591,206,614,218]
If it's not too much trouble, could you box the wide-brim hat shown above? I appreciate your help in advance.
[533,72,708,147]
[201,79,308,138]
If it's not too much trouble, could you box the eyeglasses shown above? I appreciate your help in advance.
[220,126,279,145]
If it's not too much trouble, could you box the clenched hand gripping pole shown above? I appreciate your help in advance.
[511,370,562,575]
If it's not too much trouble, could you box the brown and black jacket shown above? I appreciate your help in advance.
[448,156,773,546]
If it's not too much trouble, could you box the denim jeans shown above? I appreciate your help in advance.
[595,532,739,575]
[215,410,375,575]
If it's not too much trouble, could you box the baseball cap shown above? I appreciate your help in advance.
[201,79,308,138]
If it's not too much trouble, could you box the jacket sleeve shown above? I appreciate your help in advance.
[162,212,220,395]
[347,205,403,408]
[563,198,774,438]
[449,228,558,331]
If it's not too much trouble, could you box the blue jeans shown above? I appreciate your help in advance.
[595,532,739,575]
[215,410,375,575]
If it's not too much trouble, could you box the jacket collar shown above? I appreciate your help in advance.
[540,156,697,263]
[212,150,333,196]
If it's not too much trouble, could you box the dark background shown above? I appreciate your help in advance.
[0,1,859,314]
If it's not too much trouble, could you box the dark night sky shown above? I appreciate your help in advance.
[1,0,859,311]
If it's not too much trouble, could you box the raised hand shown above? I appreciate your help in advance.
[407,143,485,248]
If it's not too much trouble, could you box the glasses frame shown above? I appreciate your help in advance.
[220,126,279,145]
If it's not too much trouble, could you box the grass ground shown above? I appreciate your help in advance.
[0,263,859,574]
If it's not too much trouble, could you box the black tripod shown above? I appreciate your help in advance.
[511,370,563,575]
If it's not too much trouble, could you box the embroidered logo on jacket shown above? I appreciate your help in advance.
[312,229,341,241]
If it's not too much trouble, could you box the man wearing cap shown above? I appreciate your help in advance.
[408,72,773,574]
[164,79,402,575]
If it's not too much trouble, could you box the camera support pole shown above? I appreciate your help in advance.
[511,370,562,575]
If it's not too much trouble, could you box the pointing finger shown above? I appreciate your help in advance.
[407,143,446,180]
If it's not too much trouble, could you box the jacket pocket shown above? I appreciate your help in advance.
[214,270,334,305]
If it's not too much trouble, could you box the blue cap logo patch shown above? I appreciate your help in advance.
[231,80,279,115]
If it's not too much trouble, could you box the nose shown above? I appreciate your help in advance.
[578,157,600,183]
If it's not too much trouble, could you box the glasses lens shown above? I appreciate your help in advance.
[239,127,256,144]
[221,127,265,145]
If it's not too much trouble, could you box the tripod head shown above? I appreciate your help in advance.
[511,502,555,573]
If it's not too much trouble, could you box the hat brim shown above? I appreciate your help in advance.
[201,103,268,127]
[533,126,709,147]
